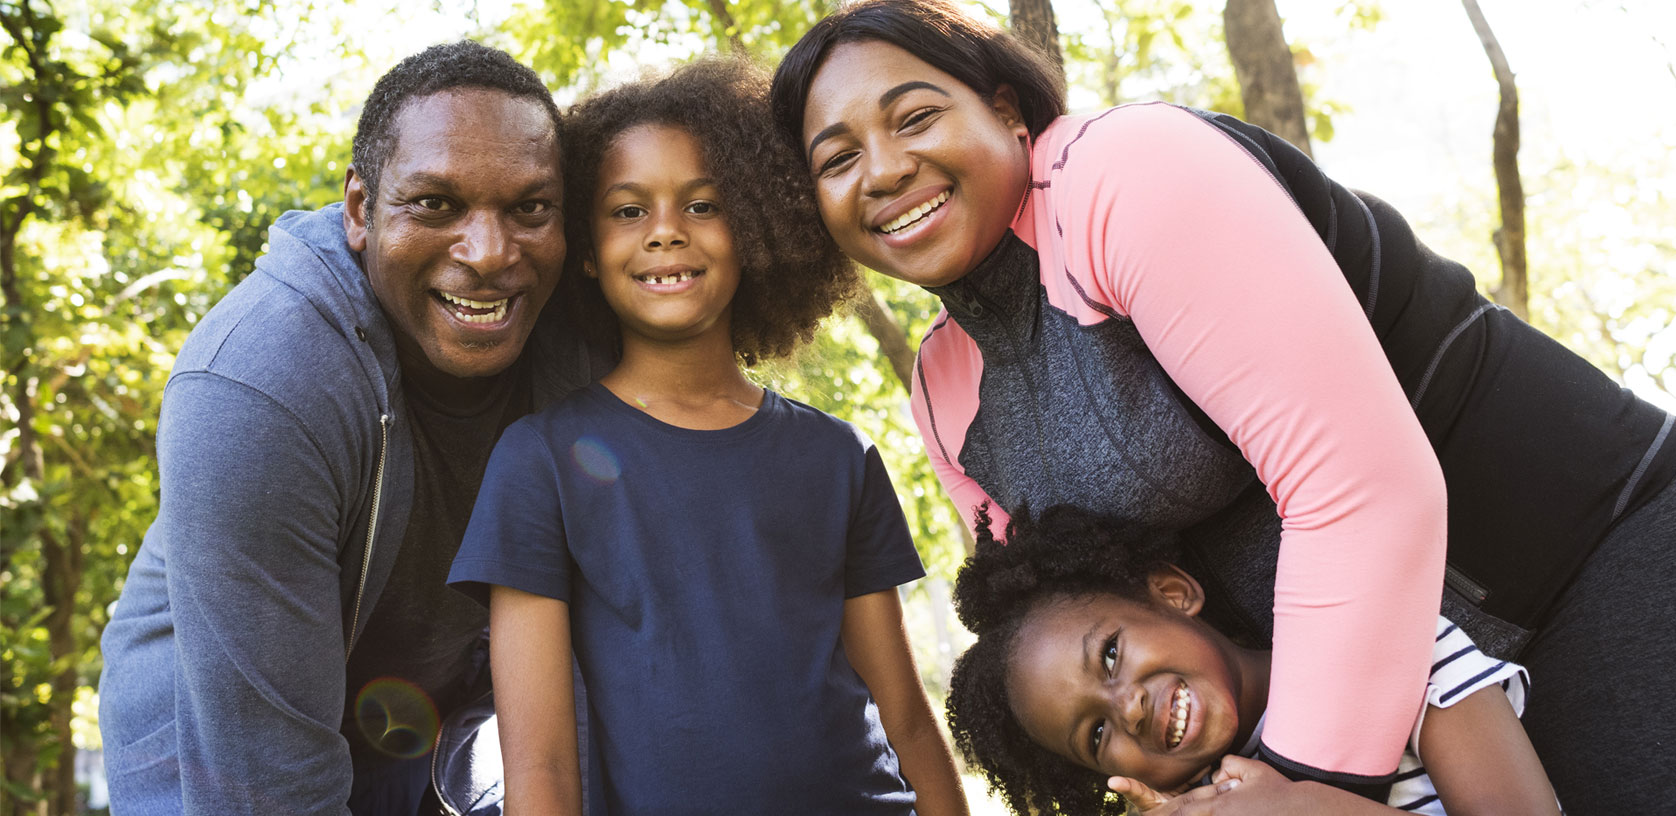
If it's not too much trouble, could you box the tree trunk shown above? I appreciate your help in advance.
[704,0,746,55]
[1009,0,1064,70]
[851,280,978,556]
[1223,0,1313,158]
[43,511,85,816]
[1461,0,1528,321]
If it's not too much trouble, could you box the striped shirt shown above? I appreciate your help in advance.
[1242,615,1530,814]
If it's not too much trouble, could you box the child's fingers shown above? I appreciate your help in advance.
[1210,754,1269,784]
[1106,776,1173,810]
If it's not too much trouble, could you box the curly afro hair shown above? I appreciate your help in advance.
[559,57,859,365]
[353,41,560,217]
[946,503,1182,815]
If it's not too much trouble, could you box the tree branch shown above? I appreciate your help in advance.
[1461,0,1528,320]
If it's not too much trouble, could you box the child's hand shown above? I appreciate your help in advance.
[1108,772,1244,815]
[1106,776,1175,813]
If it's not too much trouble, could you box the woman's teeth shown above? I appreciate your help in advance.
[1167,682,1190,749]
[439,292,508,324]
[881,191,950,234]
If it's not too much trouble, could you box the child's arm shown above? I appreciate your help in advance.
[490,585,582,816]
[1417,685,1560,816]
[841,590,970,816]
[1115,687,1560,816]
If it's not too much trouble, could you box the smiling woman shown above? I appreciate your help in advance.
[771,1,1676,813]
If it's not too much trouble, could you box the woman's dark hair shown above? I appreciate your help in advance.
[561,57,858,365]
[770,0,1066,152]
[947,503,1180,815]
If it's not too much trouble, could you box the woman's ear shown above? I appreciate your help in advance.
[990,84,1030,142]
[583,258,598,279]
[1147,564,1205,617]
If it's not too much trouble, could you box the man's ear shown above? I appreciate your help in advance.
[1147,564,1205,617]
[343,167,369,252]
[990,84,1030,142]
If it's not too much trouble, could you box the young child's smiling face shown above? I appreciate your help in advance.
[588,123,741,346]
[1004,567,1267,793]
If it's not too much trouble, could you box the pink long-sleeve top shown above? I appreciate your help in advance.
[911,102,1448,783]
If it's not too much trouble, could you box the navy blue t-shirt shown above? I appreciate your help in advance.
[448,383,925,814]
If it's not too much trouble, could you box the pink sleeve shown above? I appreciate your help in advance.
[908,317,1011,537]
[1051,105,1446,777]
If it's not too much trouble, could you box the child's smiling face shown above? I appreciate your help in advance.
[1004,567,1265,794]
[588,123,741,346]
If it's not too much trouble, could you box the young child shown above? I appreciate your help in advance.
[946,504,1561,816]
[445,59,967,816]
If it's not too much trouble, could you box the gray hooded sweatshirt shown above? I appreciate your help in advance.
[98,203,599,814]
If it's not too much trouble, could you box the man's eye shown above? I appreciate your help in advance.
[415,196,451,211]
[1090,720,1106,758]
[515,200,551,215]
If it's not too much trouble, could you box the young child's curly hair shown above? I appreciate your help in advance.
[559,57,858,365]
[947,503,1181,815]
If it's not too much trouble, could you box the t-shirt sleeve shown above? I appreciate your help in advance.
[1409,615,1530,757]
[447,419,573,605]
[1054,104,1447,784]
[843,443,927,598]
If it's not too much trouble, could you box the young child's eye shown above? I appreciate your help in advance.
[687,200,719,215]
[1089,720,1106,759]
[612,204,646,219]
[1102,634,1119,675]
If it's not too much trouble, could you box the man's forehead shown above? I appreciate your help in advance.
[388,89,555,148]
[381,89,559,180]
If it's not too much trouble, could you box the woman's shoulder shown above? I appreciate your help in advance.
[1031,102,1228,180]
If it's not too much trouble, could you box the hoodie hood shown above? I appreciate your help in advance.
[256,202,402,410]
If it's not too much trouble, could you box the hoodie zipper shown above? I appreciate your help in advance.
[344,413,389,660]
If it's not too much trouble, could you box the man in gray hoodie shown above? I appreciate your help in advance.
[97,42,601,815]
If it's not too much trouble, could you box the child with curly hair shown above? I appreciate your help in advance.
[446,59,966,815]
[947,504,1560,816]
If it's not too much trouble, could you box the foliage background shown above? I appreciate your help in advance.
[3,0,1672,812]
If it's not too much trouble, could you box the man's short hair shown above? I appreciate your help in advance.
[351,41,561,213]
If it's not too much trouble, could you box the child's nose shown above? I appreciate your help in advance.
[1118,683,1148,736]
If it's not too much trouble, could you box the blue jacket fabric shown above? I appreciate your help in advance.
[97,203,600,815]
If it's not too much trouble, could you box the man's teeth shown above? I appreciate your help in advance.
[439,292,508,324]
[881,191,950,234]
[1168,683,1189,748]
[639,270,698,285]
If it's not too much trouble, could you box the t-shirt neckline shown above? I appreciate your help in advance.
[584,380,779,441]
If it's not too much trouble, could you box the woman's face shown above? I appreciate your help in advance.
[800,40,1032,288]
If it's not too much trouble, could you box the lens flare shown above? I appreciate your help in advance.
[571,436,621,483]
[354,677,439,759]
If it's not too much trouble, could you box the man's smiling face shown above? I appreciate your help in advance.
[344,87,565,390]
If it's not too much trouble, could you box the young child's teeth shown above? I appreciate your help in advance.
[882,191,950,234]
[643,271,696,285]
[1168,683,1189,748]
